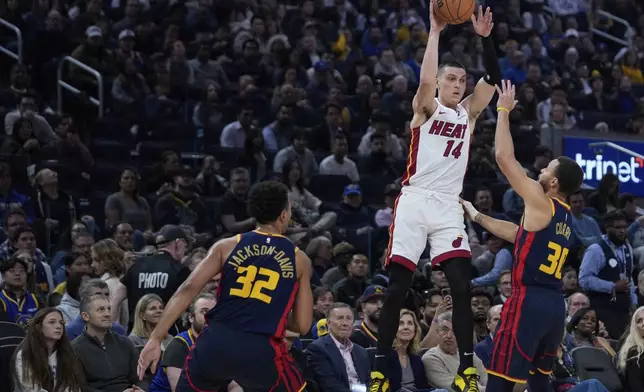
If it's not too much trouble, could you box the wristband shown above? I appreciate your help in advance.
[497,107,510,114]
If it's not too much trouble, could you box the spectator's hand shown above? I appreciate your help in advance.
[459,198,480,221]
[471,6,494,37]
[138,338,161,380]
[157,182,172,195]
[429,0,447,34]
[598,321,610,338]
[615,279,630,293]
[23,139,39,150]
[495,80,518,112]
[435,295,453,317]
[81,172,91,180]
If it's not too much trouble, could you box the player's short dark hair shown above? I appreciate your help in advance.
[438,61,466,75]
[247,180,290,224]
[554,156,584,197]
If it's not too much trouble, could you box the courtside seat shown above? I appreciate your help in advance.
[571,346,622,392]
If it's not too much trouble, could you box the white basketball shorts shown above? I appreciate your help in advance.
[385,186,471,270]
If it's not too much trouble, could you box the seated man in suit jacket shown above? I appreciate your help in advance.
[474,304,502,369]
[307,303,370,392]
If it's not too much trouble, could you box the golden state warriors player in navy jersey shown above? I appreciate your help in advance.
[460,81,584,392]
[137,181,313,392]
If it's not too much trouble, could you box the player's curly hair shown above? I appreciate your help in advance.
[247,180,290,224]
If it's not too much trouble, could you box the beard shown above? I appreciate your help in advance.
[608,232,626,246]
[368,312,380,324]
[193,320,204,334]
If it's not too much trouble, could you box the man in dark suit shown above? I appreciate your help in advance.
[474,304,502,368]
[307,303,371,392]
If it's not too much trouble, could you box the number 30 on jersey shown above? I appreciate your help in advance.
[539,241,569,279]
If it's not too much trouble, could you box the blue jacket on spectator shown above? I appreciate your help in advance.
[386,350,431,392]
[66,314,127,340]
[474,335,494,368]
[306,334,370,392]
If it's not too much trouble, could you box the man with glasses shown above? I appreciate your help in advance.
[111,225,192,331]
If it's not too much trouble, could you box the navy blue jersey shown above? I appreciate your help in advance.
[513,198,573,291]
[208,230,299,339]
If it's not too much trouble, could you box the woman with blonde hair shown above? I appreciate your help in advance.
[388,309,430,391]
[90,238,128,327]
[129,294,173,349]
[618,306,644,390]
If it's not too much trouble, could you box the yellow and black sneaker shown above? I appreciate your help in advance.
[368,370,390,392]
[452,367,480,392]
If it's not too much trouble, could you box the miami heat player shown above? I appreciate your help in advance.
[369,3,501,392]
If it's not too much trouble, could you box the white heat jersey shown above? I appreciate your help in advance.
[401,98,471,195]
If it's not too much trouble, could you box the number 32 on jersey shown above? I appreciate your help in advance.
[230,265,280,304]
[539,241,569,279]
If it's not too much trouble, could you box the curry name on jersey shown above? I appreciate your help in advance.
[513,198,573,290]
[208,230,299,339]
[402,98,471,195]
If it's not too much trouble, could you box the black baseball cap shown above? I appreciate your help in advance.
[155,225,194,245]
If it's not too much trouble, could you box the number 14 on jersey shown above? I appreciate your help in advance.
[443,140,464,159]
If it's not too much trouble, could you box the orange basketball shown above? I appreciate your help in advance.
[434,0,476,25]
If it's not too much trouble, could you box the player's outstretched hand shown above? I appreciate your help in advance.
[495,80,518,112]
[137,338,161,380]
[471,6,494,37]
[459,198,480,221]
[429,0,446,34]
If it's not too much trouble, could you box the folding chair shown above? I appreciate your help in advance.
[571,346,622,392]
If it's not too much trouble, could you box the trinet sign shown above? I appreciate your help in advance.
[574,154,641,183]
[563,136,644,197]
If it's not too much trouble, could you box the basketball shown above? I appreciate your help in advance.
[434,0,476,24]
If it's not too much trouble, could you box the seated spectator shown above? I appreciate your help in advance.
[351,285,385,348]
[0,166,33,225]
[32,169,80,252]
[565,307,615,359]
[154,166,212,234]
[53,245,92,294]
[387,309,431,391]
[0,254,41,326]
[0,118,41,158]
[618,306,644,391]
[220,105,254,149]
[357,113,404,160]
[144,151,180,195]
[262,103,297,153]
[422,312,487,391]
[72,295,143,392]
[335,185,375,240]
[91,238,129,327]
[306,236,334,279]
[237,128,268,183]
[471,234,513,288]
[0,249,51,302]
[568,191,602,247]
[312,286,334,326]
[374,184,400,228]
[332,254,370,308]
[471,290,492,343]
[283,159,337,241]
[319,133,360,182]
[273,130,318,181]
[149,294,217,392]
[129,293,172,348]
[105,168,153,232]
[357,132,400,179]
[0,227,54,295]
[54,260,91,321]
[192,83,225,141]
[195,155,228,198]
[45,114,94,174]
[474,305,502,369]
[492,270,512,305]
[66,279,127,340]
[321,242,355,288]
[562,267,579,297]
[307,303,370,391]
[11,308,85,392]
[111,222,134,252]
[184,247,207,271]
[4,93,57,144]
[219,168,256,235]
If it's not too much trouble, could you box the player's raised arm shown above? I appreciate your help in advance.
[462,6,500,120]
[137,238,229,378]
[289,249,314,335]
[460,198,519,243]
[494,81,551,222]
[411,0,446,123]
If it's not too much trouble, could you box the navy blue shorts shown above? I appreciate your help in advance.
[176,323,306,392]
[488,286,565,383]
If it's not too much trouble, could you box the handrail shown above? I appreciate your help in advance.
[57,56,104,118]
[589,28,629,47]
[587,141,644,160]
[0,18,23,63]
[590,9,634,48]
